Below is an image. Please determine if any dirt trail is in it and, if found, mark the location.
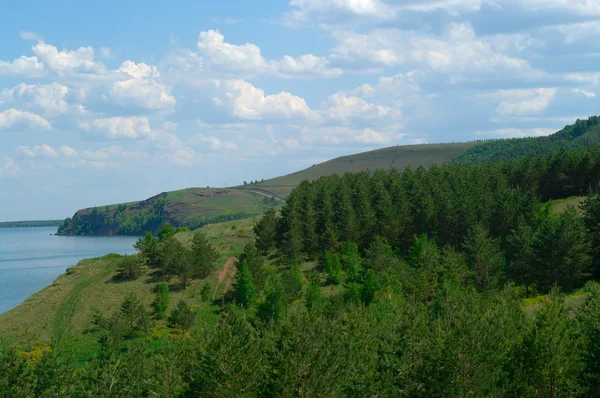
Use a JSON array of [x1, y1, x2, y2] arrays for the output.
[[212, 257, 237, 301], [247, 190, 285, 202]]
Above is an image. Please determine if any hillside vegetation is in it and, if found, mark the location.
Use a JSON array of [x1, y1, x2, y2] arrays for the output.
[[57, 188, 279, 236], [0, 220, 63, 228], [58, 116, 600, 237], [5, 145, 600, 395]]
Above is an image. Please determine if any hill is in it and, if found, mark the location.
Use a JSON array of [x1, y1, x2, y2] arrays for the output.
[[58, 116, 600, 236], [57, 188, 280, 236]]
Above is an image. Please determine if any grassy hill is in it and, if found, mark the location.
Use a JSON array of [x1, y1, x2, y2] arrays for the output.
[[58, 116, 600, 236], [57, 188, 280, 236]]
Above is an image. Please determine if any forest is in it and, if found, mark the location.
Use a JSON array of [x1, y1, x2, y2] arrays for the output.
[[5, 145, 600, 396]]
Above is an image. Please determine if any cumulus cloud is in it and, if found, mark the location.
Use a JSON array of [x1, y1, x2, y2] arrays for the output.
[[109, 61, 175, 110], [286, 0, 396, 22], [0, 108, 52, 130], [0, 82, 82, 116], [330, 24, 536, 79], [485, 88, 558, 116], [32, 41, 106, 76], [16, 144, 59, 158], [79, 116, 154, 139], [322, 92, 400, 122], [0, 55, 45, 77], [213, 79, 311, 120]]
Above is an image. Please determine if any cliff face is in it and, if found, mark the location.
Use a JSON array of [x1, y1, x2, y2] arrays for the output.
[[56, 188, 280, 236], [57, 193, 169, 236]]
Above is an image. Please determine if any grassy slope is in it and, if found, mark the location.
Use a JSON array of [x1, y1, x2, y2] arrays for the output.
[[0, 217, 257, 341], [247, 142, 479, 198]]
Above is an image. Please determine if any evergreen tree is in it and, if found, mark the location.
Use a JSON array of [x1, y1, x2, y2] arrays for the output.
[[237, 242, 267, 290], [158, 223, 177, 242], [234, 260, 257, 307], [340, 242, 362, 280], [462, 224, 505, 292], [361, 269, 380, 305], [305, 272, 325, 315], [583, 191, 600, 279], [168, 300, 196, 334], [115, 255, 146, 280], [323, 251, 342, 285], [257, 274, 286, 324], [134, 232, 159, 266], [254, 208, 278, 255], [120, 293, 143, 331], [190, 231, 218, 279], [152, 282, 170, 319]]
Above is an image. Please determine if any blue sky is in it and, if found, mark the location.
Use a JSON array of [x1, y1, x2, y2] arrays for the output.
[[2, 0, 600, 221]]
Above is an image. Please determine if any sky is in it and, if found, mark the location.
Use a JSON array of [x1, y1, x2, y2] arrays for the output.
[[2, 0, 600, 221]]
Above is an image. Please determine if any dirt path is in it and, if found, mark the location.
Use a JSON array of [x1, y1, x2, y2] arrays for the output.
[[212, 257, 237, 301], [247, 190, 285, 202]]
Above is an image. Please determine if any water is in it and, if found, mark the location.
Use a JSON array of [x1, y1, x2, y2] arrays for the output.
[[0, 227, 139, 314]]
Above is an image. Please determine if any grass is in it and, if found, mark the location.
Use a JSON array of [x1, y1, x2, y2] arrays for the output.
[[245, 142, 479, 198], [550, 196, 586, 214], [0, 217, 258, 342]]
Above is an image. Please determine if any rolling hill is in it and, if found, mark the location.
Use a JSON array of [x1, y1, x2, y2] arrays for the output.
[[58, 116, 600, 236]]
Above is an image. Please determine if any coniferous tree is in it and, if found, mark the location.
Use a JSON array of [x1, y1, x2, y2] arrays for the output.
[[237, 242, 267, 290], [323, 251, 342, 285], [305, 272, 325, 314], [258, 274, 286, 325], [234, 260, 257, 307], [254, 208, 278, 255], [462, 224, 505, 292], [134, 232, 159, 267], [120, 293, 143, 331], [168, 300, 195, 334], [152, 282, 170, 319], [190, 231, 218, 279]]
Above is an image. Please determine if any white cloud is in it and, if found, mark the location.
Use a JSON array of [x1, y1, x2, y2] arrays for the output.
[[16, 144, 58, 158], [0, 109, 52, 130], [354, 128, 391, 143], [197, 30, 267, 73], [572, 88, 596, 98], [111, 79, 176, 110], [193, 30, 341, 78], [190, 134, 238, 150], [59, 145, 78, 157], [0, 82, 80, 115], [79, 116, 154, 139], [118, 60, 160, 79], [32, 42, 106, 76], [286, 0, 396, 22], [19, 31, 44, 41], [213, 79, 311, 120], [322, 92, 399, 122], [330, 24, 536, 79], [0, 55, 45, 77], [0, 157, 22, 178], [486, 88, 558, 116]]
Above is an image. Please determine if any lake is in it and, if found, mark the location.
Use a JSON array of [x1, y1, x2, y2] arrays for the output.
[[0, 227, 139, 314]]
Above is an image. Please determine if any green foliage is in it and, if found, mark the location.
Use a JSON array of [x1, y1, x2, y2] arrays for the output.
[[257, 274, 286, 325], [323, 251, 342, 285], [462, 224, 505, 292], [340, 242, 362, 279], [282, 263, 304, 301], [190, 231, 218, 279], [152, 282, 170, 320], [158, 222, 177, 241], [121, 292, 143, 330], [254, 208, 279, 255], [115, 255, 146, 281], [237, 242, 267, 290], [234, 260, 257, 307], [134, 232, 159, 267], [305, 273, 325, 314], [167, 300, 195, 333]]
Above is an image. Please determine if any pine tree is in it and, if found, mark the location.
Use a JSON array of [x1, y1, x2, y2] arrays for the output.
[[583, 191, 600, 279], [361, 269, 380, 305], [237, 242, 267, 290], [234, 260, 257, 307], [167, 300, 196, 334], [120, 293, 143, 331], [134, 232, 159, 267], [258, 274, 286, 324], [340, 242, 362, 280], [305, 272, 325, 314], [152, 282, 170, 320], [190, 231, 218, 279], [254, 208, 279, 255], [462, 224, 505, 292]]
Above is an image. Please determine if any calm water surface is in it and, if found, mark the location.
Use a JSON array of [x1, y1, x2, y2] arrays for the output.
[[0, 227, 138, 314]]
